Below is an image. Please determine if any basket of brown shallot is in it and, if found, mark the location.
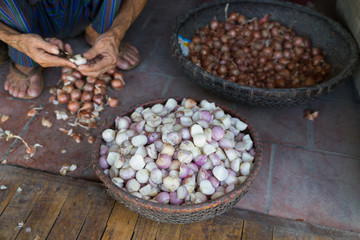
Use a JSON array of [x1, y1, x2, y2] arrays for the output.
[[170, 0, 359, 107], [92, 98, 262, 223]]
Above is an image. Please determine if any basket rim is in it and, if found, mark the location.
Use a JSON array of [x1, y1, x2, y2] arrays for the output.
[[91, 98, 263, 213], [171, 0, 360, 95]]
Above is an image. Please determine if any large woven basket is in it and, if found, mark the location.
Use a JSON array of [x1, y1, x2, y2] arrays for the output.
[[92, 99, 262, 224], [170, 0, 359, 107]]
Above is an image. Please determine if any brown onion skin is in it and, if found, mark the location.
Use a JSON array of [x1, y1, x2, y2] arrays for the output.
[[62, 67, 73, 74], [81, 91, 94, 102], [81, 102, 94, 111], [78, 110, 92, 119], [70, 89, 82, 101], [192, 36, 201, 44], [74, 79, 85, 89], [187, 12, 331, 89], [106, 68, 116, 75], [67, 100, 81, 114], [111, 79, 125, 90], [57, 92, 70, 104], [64, 83, 76, 92], [113, 71, 124, 80], [304, 77, 315, 86], [311, 48, 321, 56], [98, 73, 112, 82], [262, 47, 273, 56], [237, 15, 246, 24], [72, 70, 82, 79], [86, 76, 97, 84], [312, 55, 324, 66], [83, 83, 94, 92], [209, 20, 219, 30], [94, 86, 107, 96], [108, 97, 119, 108], [61, 73, 74, 83], [228, 12, 238, 22], [275, 78, 286, 88], [94, 79, 107, 87], [217, 65, 227, 75], [93, 94, 105, 105]]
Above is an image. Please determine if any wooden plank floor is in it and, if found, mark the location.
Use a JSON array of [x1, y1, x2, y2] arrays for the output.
[[0, 165, 359, 240]]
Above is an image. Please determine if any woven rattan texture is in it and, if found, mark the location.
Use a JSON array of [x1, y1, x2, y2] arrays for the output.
[[171, 0, 359, 107], [91, 99, 262, 224]]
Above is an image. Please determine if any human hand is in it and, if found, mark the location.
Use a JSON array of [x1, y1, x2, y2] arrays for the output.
[[77, 35, 118, 77], [16, 34, 76, 68]]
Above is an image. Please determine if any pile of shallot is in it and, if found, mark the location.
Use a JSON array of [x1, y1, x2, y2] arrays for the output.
[[50, 67, 125, 128], [99, 98, 256, 205], [188, 13, 331, 88]]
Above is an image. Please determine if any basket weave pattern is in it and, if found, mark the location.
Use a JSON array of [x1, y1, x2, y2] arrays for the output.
[[92, 99, 262, 224], [170, 0, 359, 107]]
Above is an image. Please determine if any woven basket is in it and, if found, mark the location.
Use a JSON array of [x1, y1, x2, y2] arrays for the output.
[[92, 99, 262, 224], [170, 0, 359, 107]]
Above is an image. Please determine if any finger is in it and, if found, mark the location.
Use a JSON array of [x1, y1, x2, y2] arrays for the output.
[[40, 54, 77, 68], [83, 69, 109, 77], [64, 60, 77, 68], [47, 38, 65, 50], [54, 58, 77, 68], [79, 59, 113, 74], [36, 40, 60, 55], [64, 43, 73, 55], [77, 69, 101, 77], [78, 63, 111, 77], [37, 48, 76, 67], [82, 47, 100, 60], [77, 65, 103, 76]]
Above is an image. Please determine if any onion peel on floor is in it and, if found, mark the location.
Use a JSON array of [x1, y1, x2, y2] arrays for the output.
[[4, 131, 43, 158], [41, 118, 52, 128], [26, 106, 43, 119], [304, 110, 319, 121], [0, 114, 9, 123], [59, 163, 77, 176], [57, 127, 82, 143]]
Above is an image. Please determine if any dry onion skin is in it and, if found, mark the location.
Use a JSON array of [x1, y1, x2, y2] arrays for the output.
[[99, 98, 256, 205], [187, 13, 331, 88]]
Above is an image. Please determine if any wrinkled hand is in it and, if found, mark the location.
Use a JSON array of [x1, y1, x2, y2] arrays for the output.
[[17, 34, 76, 68], [78, 35, 118, 77]]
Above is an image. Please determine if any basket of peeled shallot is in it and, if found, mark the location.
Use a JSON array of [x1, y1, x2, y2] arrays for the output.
[[92, 98, 262, 223]]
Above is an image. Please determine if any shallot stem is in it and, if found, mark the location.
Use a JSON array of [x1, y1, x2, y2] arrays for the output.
[[224, 3, 229, 20], [5, 133, 31, 149]]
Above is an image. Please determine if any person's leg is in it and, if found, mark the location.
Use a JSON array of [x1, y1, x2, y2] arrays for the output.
[[0, 41, 9, 65], [0, 0, 93, 98], [84, 0, 140, 71], [0, 0, 43, 98]]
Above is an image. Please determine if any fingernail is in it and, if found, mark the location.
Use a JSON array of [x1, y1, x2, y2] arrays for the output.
[[53, 47, 59, 54]]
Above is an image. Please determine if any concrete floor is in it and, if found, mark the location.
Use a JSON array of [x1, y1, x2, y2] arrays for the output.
[[0, 0, 359, 233]]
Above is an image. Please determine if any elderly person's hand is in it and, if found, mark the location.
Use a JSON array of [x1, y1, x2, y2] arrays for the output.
[[77, 0, 147, 77], [77, 34, 118, 77], [15, 34, 76, 68]]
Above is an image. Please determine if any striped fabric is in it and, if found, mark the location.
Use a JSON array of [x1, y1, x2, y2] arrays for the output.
[[0, 0, 122, 67]]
